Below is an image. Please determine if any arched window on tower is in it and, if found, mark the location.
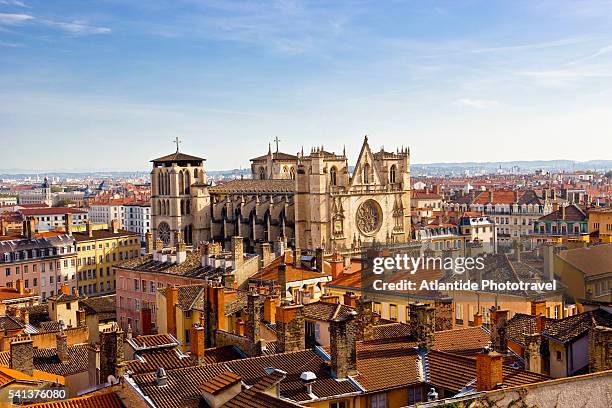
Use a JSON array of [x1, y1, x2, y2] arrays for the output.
[[179, 171, 185, 195], [180, 200, 185, 216], [259, 167, 266, 180], [157, 173, 163, 196], [389, 165, 397, 184], [290, 167, 296, 180], [185, 171, 191, 194], [330, 166, 338, 186], [193, 168, 199, 182], [186, 199, 191, 214], [363, 163, 370, 184]]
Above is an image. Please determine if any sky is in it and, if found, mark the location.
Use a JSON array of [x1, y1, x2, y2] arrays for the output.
[[1, 0, 612, 171]]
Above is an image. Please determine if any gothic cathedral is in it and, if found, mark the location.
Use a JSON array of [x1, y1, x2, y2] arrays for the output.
[[151, 136, 411, 252]]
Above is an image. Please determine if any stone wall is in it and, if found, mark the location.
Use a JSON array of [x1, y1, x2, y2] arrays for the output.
[[0, 326, 88, 351]]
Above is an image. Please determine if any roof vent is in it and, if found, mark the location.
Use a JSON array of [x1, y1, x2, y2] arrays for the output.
[[300, 371, 317, 396], [156, 367, 167, 387]]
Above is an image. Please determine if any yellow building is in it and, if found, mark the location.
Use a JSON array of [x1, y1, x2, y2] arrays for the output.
[[73, 220, 140, 296], [588, 208, 612, 244], [156, 284, 206, 351], [555, 244, 612, 304]]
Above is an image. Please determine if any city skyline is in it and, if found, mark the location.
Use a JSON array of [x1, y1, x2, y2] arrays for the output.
[[2, 0, 612, 170]]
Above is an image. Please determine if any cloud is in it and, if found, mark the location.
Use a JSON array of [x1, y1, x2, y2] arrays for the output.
[[0, 0, 30, 8], [566, 44, 612, 66], [0, 12, 33, 25], [0, 12, 110, 34], [516, 68, 612, 87], [454, 98, 499, 109], [44, 20, 111, 35]]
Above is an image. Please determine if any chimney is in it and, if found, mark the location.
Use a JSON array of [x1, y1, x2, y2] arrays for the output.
[[25, 217, 36, 240], [277, 263, 287, 300], [10, 335, 33, 376], [165, 286, 179, 337], [145, 231, 153, 254], [315, 248, 324, 272], [86, 221, 93, 238], [356, 298, 374, 341], [110, 219, 119, 234], [246, 292, 261, 355], [15, 279, 24, 295], [524, 333, 542, 374], [343, 292, 358, 308], [410, 303, 435, 351], [0, 219, 6, 236], [319, 293, 339, 304], [275, 303, 305, 353], [490, 309, 508, 354], [274, 237, 285, 257], [56, 328, 69, 363], [561, 204, 566, 220], [176, 241, 187, 264], [293, 247, 301, 266], [330, 310, 358, 379], [231, 236, 244, 270], [155, 238, 164, 255], [205, 285, 226, 346], [329, 254, 343, 280], [589, 326, 612, 373], [260, 242, 272, 268], [75, 308, 86, 327], [60, 284, 70, 296], [534, 314, 546, 333], [64, 213, 72, 236], [88, 343, 101, 386], [514, 240, 521, 263], [264, 296, 277, 324], [473, 313, 483, 326], [531, 300, 547, 317], [190, 321, 206, 364], [126, 324, 133, 340], [20, 308, 29, 326], [141, 307, 152, 335], [99, 324, 125, 382], [543, 244, 555, 282], [476, 349, 503, 391], [155, 367, 167, 387]]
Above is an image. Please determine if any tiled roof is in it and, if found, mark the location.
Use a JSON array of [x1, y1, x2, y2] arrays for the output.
[[354, 344, 421, 392], [126, 345, 244, 375], [433, 326, 491, 356], [176, 284, 206, 311], [427, 350, 549, 392], [372, 322, 412, 340], [223, 387, 302, 408], [19, 207, 87, 216], [250, 151, 298, 161], [209, 179, 295, 194], [557, 244, 612, 277], [150, 152, 206, 163], [200, 370, 241, 394], [72, 228, 139, 242], [31, 344, 89, 376], [0, 315, 24, 331], [412, 190, 442, 200], [539, 204, 587, 222], [543, 309, 612, 344], [302, 301, 356, 322], [250, 256, 331, 283], [131, 349, 360, 407], [80, 294, 116, 317], [25, 390, 124, 408], [129, 333, 179, 350], [506, 313, 554, 346], [46, 293, 79, 303]]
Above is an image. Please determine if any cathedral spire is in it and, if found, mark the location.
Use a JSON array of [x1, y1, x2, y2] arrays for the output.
[[268, 142, 272, 155]]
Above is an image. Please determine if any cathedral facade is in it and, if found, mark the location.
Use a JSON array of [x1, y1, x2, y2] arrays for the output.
[[150, 137, 411, 252]]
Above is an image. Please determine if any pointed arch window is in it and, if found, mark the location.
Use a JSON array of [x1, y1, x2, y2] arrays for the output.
[[290, 167, 296, 180], [259, 167, 266, 180], [179, 171, 185, 195], [389, 165, 397, 184], [330, 166, 338, 186], [363, 163, 370, 184]]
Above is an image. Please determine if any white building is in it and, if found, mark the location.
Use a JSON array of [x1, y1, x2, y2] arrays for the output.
[[20, 207, 89, 231], [124, 202, 151, 243]]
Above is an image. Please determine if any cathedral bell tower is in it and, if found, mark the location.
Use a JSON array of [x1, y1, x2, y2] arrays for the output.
[[150, 138, 207, 248]]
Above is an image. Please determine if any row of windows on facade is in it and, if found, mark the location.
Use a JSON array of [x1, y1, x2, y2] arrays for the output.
[[77, 266, 114, 280], [77, 250, 137, 266], [156, 199, 191, 216], [34, 214, 86, 221], [4, 259, 74, 276], [471, 204, 545, 214], [2, 246, 73, 263], [535, 223, 584, 234], [118, 277, 165, 294], [157, 168, 201, 196], [76, 238, 139, 251], [592, 222, 612, 231], [78, 280, 115, 296], [3, 273, 71, 289], [119, 296, 157, 313]]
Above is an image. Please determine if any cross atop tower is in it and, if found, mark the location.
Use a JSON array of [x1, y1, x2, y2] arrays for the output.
[[274, 136, 281, 153], [174, 137, 181, 153]]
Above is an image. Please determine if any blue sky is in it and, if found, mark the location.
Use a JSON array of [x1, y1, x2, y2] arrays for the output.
[[1, 0, 612, 171]]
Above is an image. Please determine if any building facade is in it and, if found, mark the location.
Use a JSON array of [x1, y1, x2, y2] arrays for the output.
[[150, 137, 412, 252]]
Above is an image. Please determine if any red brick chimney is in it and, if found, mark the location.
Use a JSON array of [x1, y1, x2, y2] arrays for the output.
[[264, 296, 277, 324], [15, 279, 24, 295], [190, 321, 206, 364], [64, 213, 72, 236], [59, 284, 70, 296], [535, 314, 546, 334], [110, 219, 119, 234], [473, 313, 483, 326], [329, 253, 344, 280], [476, 349, 503, 391], [165, 286, 179, 337]]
